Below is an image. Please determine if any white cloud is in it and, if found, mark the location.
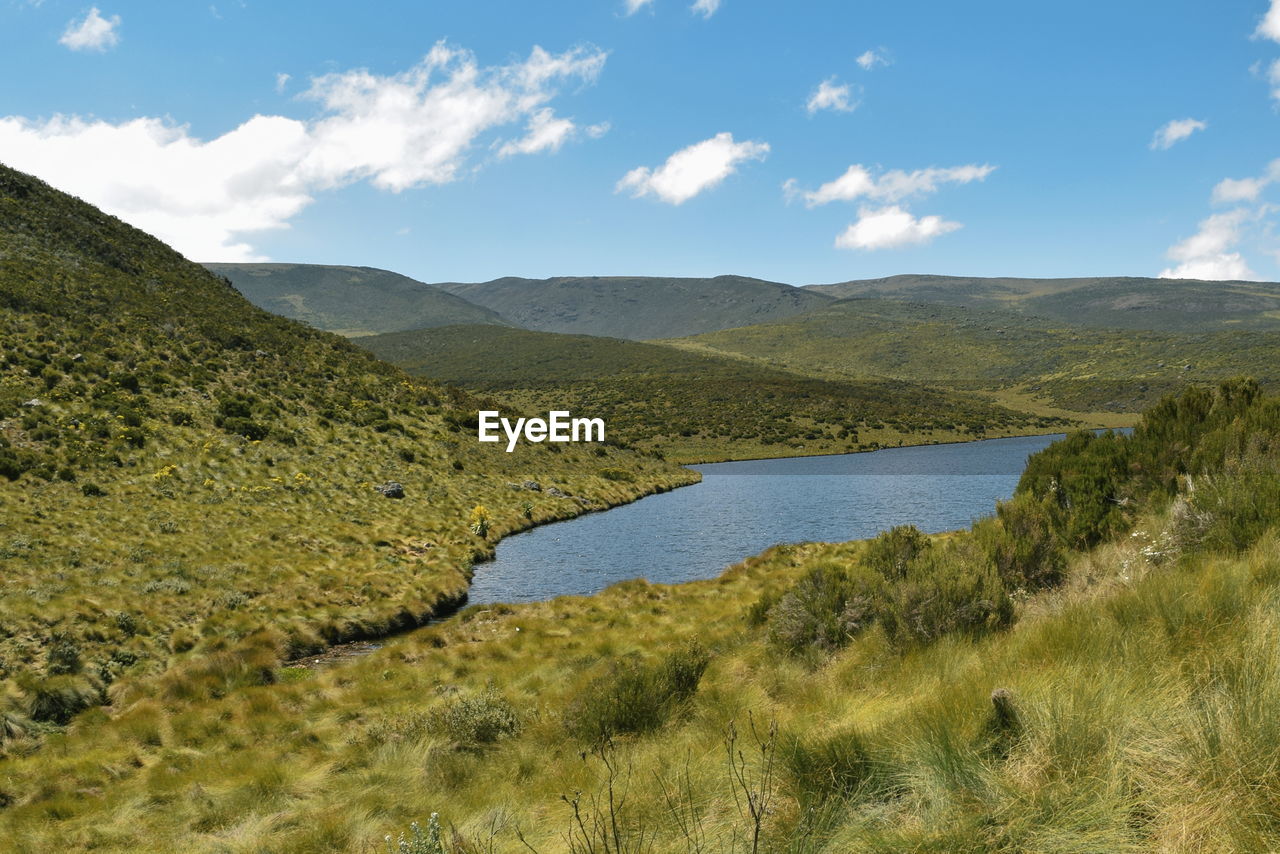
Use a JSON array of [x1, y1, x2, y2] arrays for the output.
[[1270, 58, 1280, 101], [806, 77, 858, 115], [498, 107, 580, 157], [275, 72, 291, 94], [1256, 0, 1280, 42], [797, 163, 995, 207], [616, 132, 769, 205], [624, 0, 654, 14], [1149, 117, 1206, 150], [691, 0, 721, 17], [0, 42, 607, 260], [855, 49, 890, 70], [59, 7, 120, 52], [1212, 159, 1280, 204], [1158, 208, 1259, 280], [834, 205, 961, 250]]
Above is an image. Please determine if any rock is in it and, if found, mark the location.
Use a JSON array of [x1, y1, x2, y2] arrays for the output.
[[376, 481, 405, 499], [70, 353, 84, 363], [21, 398, 42, 407], [546, 486, 568, 498], [522, 480, 542, 492]]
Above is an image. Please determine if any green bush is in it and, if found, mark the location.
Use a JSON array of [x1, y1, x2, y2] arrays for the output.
[[768, 565, 882, 656], [864, 525, 932, 581], [565, 642, 710, 742], [428, 691, 521, 749]]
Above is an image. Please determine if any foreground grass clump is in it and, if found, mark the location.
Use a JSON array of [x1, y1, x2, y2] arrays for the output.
[[2, 383, 1280, 851], [0, 162, 695, 746]]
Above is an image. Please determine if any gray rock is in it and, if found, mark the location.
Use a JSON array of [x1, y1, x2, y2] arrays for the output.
[[21, 398, 42, 407], [376, 481, 405, 499], [522, 480, 542, 492], [547, 486, 568, 498]]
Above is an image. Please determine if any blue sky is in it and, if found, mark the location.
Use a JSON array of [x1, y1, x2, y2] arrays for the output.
[[2, 0, 1279, 285]]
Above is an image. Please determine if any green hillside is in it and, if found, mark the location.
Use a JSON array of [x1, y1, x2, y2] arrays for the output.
[[805, 274, 1280, 332], [4, 379, 1279, 852], [433, 274, 833, 340], [670, 297, 1280, 415], [358, 324, 1067, 463], [205, 262, 507, 336], [0, 163, 694, 729]]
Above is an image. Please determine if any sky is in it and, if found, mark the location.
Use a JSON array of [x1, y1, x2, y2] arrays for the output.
[[1, 0, 1279, 286]]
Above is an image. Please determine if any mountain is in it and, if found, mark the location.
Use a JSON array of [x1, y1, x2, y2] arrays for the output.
[[432, 274, 833, 339], [0, 163, 693, 719], [804, 274, 1280, 332], [204, 262, 507, 336], [668, 297, 1280, 415], [358, 324, 1068, 463]]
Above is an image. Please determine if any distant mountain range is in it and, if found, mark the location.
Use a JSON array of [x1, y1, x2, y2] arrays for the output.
[[207, 264, 1280, 341]]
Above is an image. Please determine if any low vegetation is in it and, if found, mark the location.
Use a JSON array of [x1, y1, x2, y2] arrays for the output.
[[0, 164, 694, 739], [359, 324, 1067, 463], [2, 376, 1278, 851]]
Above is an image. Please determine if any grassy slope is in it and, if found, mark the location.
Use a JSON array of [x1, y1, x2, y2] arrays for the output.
[[433, 274, 833, 340], [3, 384, 1279, 852], [0, 163, 694, 711], [805, 273, 1280, 332], [356, 324, 1068, 463], [204, 263, 507, 337], [668, 297, 1280, 416]]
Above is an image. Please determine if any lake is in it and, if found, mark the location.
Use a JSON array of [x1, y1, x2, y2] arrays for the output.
[[467, 433, 1067, 607]]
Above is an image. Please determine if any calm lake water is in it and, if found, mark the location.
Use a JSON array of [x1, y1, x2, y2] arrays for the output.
[[467, 433, 1067, 607]]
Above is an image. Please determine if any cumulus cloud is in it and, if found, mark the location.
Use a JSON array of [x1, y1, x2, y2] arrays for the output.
[[834, 205, 961, 250], [1212, 159, 1280, 204], [0, 42, 608, 260], [856, 49, 890, 70], [624, 0, 654, 14], [806, 77, 858, 114], [1158, 208, 1259, 280], [691, 0, 721, 17], [1150, 117, 1206, 150], [616, 132, 769, 205], [59, 7, 120, 52], [795, 163, 995, 207], [1256, 0, 1280, 42]]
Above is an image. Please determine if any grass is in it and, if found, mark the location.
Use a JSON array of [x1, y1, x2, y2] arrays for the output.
[[666, 297, 1280, 416], [1, 384, 1278, 851], [0, 162, 695, 731], [358, 324, 1071, 464]]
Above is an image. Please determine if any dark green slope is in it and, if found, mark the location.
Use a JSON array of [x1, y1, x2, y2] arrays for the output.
[[205, 262, 507, 336], [432, 274, 833, 340], [804, 274, 1280, 332], [359, 324, 1065, 463]]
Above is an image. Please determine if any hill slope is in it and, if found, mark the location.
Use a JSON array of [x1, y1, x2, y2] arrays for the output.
[[432, 274, 833, 339], [669, 297, 1280, 414], [805, 274, 1280, 332], [204, 262, 507, 336], [358, 324, 1067, 462], [0, 163, 694, 715]]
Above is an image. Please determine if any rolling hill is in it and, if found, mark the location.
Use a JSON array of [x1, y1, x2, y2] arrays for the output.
[[431, 274, 833, 339], [358, 324, 1069, 462], [205, 262, 507, 336], [0, 163, 693, 726], [805, 274, 1280, 332], [668, 297, 1280, 415]]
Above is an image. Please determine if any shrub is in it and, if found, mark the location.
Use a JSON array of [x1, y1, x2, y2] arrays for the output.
[[864, 525, 932, 581], [768, 565, 882, 656], [565, 642, 710, 742], [599, 468, 634, 482], [428, 691, 521, 749], [45, 633, 82, 675]]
